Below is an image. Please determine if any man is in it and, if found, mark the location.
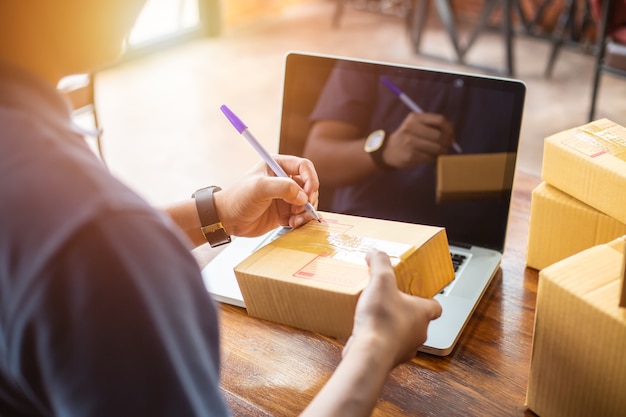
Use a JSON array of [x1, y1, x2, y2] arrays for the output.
[[304, 60, 517, 248], [0, 1, 442, 416]]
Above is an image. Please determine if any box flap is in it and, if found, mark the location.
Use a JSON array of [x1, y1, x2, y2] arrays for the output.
[[542, 119, 626, 224], [541, 237, 626, 311]]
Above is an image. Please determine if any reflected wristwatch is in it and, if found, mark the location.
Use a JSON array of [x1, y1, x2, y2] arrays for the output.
[[364, 129, 393, 170]]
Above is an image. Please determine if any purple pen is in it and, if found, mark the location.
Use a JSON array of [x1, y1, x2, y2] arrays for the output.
[[381, 76, 424, 114], [220, 105, 321, 222], [380, 76, 463, 153]]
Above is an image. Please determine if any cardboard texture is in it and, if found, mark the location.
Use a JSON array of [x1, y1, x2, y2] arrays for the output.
[[622, 242, 626, 308], [542, 118, 626, 224], [526, 237, 626, 417], [526, 182, 626, 270], [436, 152, 516, 202], [234, 211, 454, 339]]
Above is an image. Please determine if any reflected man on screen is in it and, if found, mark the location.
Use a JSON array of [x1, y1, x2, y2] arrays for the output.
[[303, 60, 517, 249]]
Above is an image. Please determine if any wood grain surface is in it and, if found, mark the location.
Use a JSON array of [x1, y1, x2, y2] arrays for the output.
[[193, 170, 543, 416]]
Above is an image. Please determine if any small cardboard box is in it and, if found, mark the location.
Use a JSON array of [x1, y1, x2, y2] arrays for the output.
[[526, 182, 626, 270], [526, 237, 626, 417], [542, 118, 626, 224], [234, 211, 454, 339], [436, 152, 516, 202]]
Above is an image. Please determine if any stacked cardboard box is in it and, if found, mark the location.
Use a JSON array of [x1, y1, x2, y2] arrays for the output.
[[526, 182, 626, 270], [526, 237, 626, 416], [234, 211, 455, 339], [525, 119, 626, 416], [527, 119, 626, 270]]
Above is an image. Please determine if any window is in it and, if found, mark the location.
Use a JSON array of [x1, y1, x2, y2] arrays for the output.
[[124, 0, 220, 57]]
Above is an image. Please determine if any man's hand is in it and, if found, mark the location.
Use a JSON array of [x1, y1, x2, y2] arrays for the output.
[[383, 112, 455, 169], [300, 249, 442, 417], [215, 155, 320, 237], [344, 249, 443, 367]]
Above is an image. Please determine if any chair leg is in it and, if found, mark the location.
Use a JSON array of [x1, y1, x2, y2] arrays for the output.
[[433, 0, 463, 59], [409, 0, 463, 61], [461, 0, 513, 76], [545, 0, 576, 79], [462, 0, 498, 58], [589, 64, 602, 122], [589, 0, 611, 121], [501, 0, 514, 77], [408, 0, 430, 53], [515, 0, 552, 35]]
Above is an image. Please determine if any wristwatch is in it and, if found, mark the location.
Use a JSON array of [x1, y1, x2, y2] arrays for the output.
[[192, 186, 231, 247], [364, 129, 394, 170]]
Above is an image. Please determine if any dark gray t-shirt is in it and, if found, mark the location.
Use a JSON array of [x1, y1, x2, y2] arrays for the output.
[[309, 61, 517, 249], [0, 62, 230, 416]]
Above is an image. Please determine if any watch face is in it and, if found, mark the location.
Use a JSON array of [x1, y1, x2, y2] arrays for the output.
[[365, 129, 385, 153]]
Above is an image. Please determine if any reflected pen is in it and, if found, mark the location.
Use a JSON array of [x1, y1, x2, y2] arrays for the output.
[[380, 76, 463, 154], [220, 104, 321, 223]]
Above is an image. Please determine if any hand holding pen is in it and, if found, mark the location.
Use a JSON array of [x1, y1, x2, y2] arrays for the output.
[[381, 76, 463, 154], [221, 105, 321, 223]]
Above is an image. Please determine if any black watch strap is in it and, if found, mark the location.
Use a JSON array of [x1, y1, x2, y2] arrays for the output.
[[370, 145, 394, 171], [366, 130, 394, 171], [192, 186, 231, 247]]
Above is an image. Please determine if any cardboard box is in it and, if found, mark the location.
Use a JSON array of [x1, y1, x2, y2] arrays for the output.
[[621, 244, 626, 308], [526, 237, 626, 417], [542, 118, 626, 224], [526, 182, 626, 270], [436, 152, 516, 202], [234, 211, 454, 339]]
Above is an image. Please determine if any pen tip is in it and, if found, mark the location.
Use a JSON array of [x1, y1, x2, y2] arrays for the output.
[[220, 104, 247, 133], [380, 76, 401, 96]]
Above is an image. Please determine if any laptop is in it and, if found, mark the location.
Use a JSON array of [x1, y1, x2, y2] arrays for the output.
[[203, 52, 526, 356]]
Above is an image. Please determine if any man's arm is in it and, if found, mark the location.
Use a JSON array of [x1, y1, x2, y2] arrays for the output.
[[22, 212, 229, 416], [300, 250, 442, 416], [304, 120, 380, 188], [304, 114, 455, 189], [163, 155, 320, 248]]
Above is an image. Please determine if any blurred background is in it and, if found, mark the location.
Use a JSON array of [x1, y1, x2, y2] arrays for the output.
[[70, 0, 626, 206]]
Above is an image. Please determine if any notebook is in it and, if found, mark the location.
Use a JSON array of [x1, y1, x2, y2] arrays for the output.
[[203, 52, 526, 356]]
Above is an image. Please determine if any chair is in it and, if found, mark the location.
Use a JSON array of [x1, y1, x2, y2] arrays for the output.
[[409, 0, 464, 63], [57, 73, 106, 165], [544, 0, 594, 78], [589, 0, 626, 121], [458, 0, 515, 76], [409, 0, 515, 76]]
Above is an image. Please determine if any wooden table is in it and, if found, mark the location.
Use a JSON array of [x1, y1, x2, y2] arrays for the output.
[[194, 170, 542, 416]]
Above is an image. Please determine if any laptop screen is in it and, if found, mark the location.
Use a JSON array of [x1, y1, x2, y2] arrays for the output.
[[278, 52, 525, 252]]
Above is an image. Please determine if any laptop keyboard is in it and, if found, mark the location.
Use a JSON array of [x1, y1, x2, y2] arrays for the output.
[[438, 252, 468, 295], [451, 252, 468, 272]]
